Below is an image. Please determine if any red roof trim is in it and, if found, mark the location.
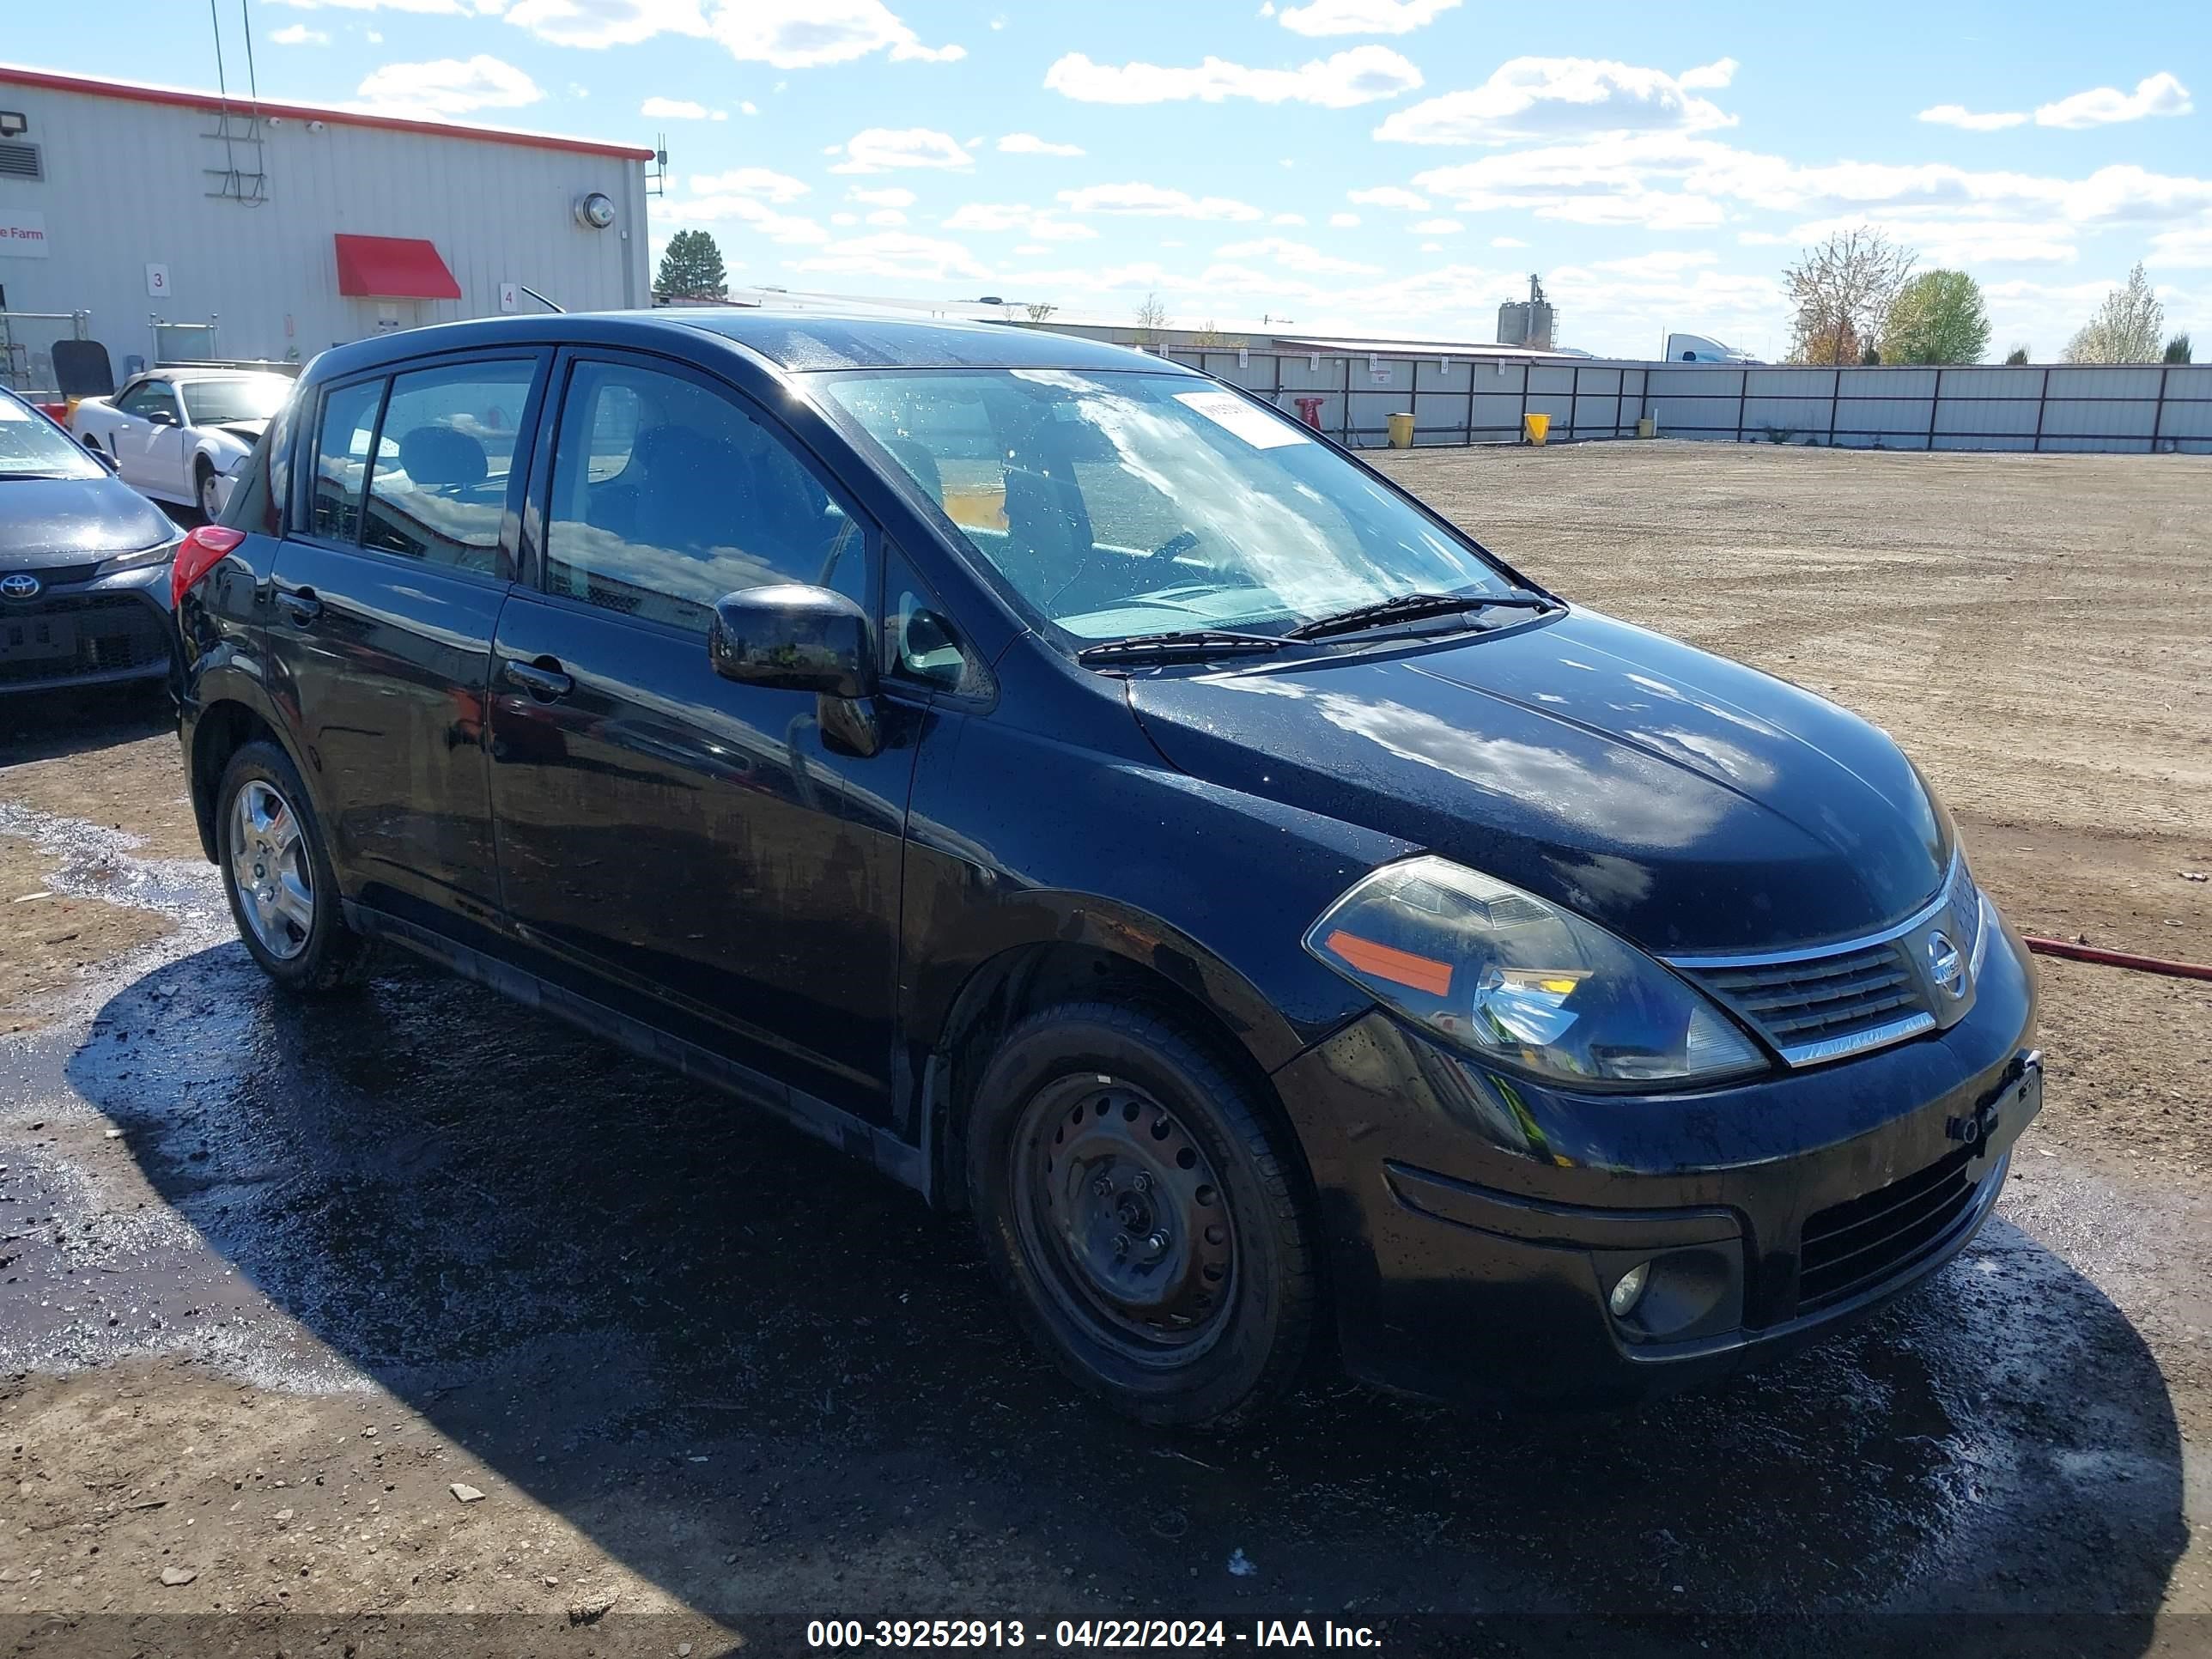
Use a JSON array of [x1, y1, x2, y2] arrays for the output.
[[334, 234, 463, 301], [0, 62, 655, 161]]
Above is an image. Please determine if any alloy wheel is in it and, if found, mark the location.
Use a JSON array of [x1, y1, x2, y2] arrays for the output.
[[229, 778, 313, 960]]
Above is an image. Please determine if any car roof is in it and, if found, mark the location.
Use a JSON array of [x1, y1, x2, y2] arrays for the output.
[[303, 308, 1203, 381]]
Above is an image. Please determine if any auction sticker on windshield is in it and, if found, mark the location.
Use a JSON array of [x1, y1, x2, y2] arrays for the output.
[[1174, 390, 1307, 449]]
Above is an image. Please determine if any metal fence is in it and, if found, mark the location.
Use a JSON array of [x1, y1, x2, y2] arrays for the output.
[[0, 308, 91, 398], [1149, 347, 2212, 456]]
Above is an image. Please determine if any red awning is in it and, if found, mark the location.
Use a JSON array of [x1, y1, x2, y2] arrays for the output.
[[333, 234, 462, 301]]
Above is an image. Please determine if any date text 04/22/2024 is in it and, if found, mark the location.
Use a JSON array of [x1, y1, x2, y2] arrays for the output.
[[805, 1620, 1384, 1649]]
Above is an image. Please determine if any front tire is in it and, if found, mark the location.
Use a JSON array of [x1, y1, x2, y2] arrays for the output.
[[197, 462, 222, 521], [215, 740, 369, 992], [967, 1001, 1321, 1427]]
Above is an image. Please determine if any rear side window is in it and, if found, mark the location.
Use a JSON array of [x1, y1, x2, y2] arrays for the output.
[[361, 360, 535, 578], [541, 358, 867, 634], [309, 380, 385, 544], [117, 380, 179, 422]]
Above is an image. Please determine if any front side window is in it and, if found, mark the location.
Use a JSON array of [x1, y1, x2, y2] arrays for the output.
[[818, 368, 1511, 642], [361, 359, 535, 576], [118, 380, 179, 423], [309, 380, 386, 544], [542, 359, 866, 634]]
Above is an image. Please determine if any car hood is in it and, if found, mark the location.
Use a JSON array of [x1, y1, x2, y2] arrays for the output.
[[0, 476, 177, 562], [1127, 609, 1950, 957], [215, 419, 268, 446]]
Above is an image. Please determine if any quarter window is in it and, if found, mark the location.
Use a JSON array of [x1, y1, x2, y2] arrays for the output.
[[117, 380, 179, 423], [360, 360, 535, 577], [542, 359, 867, 633], [308, 380, 386, 544]]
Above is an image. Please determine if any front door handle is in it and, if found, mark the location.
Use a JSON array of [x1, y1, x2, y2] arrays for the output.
[[276, 587, 322, 627], [504, 656, 574, 701]]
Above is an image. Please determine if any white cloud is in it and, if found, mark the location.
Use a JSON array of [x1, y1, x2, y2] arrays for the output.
[[268, 0, 489, 12], [739, 100, 759, 115], [999, 132, 1085, 156], [501, 0, 706, 47], [2148, 222, 2212, 269], [352, 55, 543, 117], [1591, 249, 1716, 276], [862, 209, 906, 227], [850, 186, 916, 207], [672, 193, 827, 244], [690, 167, 810, 203], [1275, 0, 1459, 35], [831, 127, 974, 173], [1044, 46, 1421, 108], [1057, 183, 1267, 221], [1215, 236, 1385, 275], [1419, 241, 1442, 252], [642, 95, 717, 118], [944, 202, 1099, 241], [500, 0, 961, 62], [1491, 234, 1526, 246], [706, 0, 961, 66], [1410, 216, 1463, 233], [1347, 185, 1429, 210], [270, 23, 331, 44], [1272, 211, 1308, 225], [1328, 211, 1360, 227], [1376, 56, 1736, 144], [1918, 104, 2028, 132], [795, 232, 988, 281], [831, 211, 860, 227], [1677, 58, 1736, 91], [2036, 72, 2191, 129], [1917, 73, 2191, 137]]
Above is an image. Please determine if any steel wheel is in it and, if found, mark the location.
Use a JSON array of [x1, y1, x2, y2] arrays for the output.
[[1011, 1073, 1237, 1360], [228, 778, 314, 961], [198, 468, 223, 520]]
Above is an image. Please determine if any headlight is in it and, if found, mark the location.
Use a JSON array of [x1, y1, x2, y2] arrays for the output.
[[1304, 855, 1765, 1087], [98, 527, 185, 576]]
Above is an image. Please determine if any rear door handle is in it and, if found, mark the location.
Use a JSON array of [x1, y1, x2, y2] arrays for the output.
[[276, 587, 322, 626], [504, 657, 574, 701]]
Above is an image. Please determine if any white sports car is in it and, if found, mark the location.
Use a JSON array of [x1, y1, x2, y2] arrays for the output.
[[70, 368, 291, 519]]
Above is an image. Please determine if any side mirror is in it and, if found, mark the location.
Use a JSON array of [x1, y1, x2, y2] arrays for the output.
[[708, 583, 878, 700], [146, 409, 177, 427]]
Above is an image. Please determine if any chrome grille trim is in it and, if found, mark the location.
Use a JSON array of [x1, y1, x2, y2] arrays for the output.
[[1772, 1012, 1936, 1068], [1661, 853, 1967, 971]]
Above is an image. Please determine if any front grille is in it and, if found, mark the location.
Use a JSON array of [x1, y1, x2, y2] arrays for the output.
[[1, 562, 103, 589], [1688, 942, 1930, 1063], [0, 595, 173, 686], [1797, 1144, 1978, 1310]]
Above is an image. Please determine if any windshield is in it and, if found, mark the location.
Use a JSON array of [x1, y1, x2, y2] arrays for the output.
[[0, 392, 102, 478], [817, 368, 1514, 641], [179, 376, 289, 426]]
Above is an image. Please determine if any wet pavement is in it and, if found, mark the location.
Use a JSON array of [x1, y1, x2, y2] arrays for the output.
[[0, 811, 2207, 1655]]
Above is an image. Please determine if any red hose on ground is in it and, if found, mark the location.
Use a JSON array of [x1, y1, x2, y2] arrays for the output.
[[2022, 935, 2212, 982]]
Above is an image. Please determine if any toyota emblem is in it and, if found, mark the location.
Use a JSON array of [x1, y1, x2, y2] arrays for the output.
[[0, 572, 40, 601]]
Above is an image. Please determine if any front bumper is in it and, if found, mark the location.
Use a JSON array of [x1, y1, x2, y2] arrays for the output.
[[1272, 911, 2041, 1407], [0, 562, 175, 695]]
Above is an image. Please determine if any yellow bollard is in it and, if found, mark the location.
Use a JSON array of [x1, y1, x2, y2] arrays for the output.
[[1387, 411, 1415, 448], [1522, 412, 1551, 446]]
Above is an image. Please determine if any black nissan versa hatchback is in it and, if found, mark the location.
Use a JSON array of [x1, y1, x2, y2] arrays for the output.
[[173, 311, 2041, 1425]]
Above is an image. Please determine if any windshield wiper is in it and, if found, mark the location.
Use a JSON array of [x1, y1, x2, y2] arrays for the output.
[[1286, 590, 1555, 641], [1075, 628, 1291, 665]]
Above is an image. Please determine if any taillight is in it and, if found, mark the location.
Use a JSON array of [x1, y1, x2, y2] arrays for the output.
[[171, 525, 245, 609]]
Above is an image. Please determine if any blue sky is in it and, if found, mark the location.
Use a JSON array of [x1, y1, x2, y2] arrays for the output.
[[13, 0, 2209, 358]]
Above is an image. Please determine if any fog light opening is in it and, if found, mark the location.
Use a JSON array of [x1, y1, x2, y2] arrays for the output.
[[1607, 1261, 1650, 1319]]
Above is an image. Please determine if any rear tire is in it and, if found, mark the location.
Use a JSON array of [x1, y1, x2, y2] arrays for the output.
[[215, 740, 371, 992], [966, 1000, 1320, 1428], [197, 461, 222, 521]]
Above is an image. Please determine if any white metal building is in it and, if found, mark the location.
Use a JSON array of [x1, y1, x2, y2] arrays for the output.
[[0, 64, 650, 393]]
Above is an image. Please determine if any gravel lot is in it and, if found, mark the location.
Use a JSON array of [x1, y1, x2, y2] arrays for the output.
[[1, 441, 2208, 1656]]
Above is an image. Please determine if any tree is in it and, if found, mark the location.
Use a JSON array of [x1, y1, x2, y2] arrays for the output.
[[2166, 332, 2193, 364], [2063, 264, 2164, 363], [655, 230, 727, 301], [2003, 345, 2030, 366], [1024, 301, 1058, 323], [1133, 292, 1170, 344], [1783, 228, 1916, 366], [1861, 340, 1881, 365], [1881, 270, 1992, 365]]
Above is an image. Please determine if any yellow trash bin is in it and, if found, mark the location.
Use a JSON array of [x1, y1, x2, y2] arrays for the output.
[[1386, 411, 1415, 448], [1522, 412, 1551, 446]]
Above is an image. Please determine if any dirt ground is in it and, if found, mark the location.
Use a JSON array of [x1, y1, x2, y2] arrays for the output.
[[3, 442, 2209, 1656]]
